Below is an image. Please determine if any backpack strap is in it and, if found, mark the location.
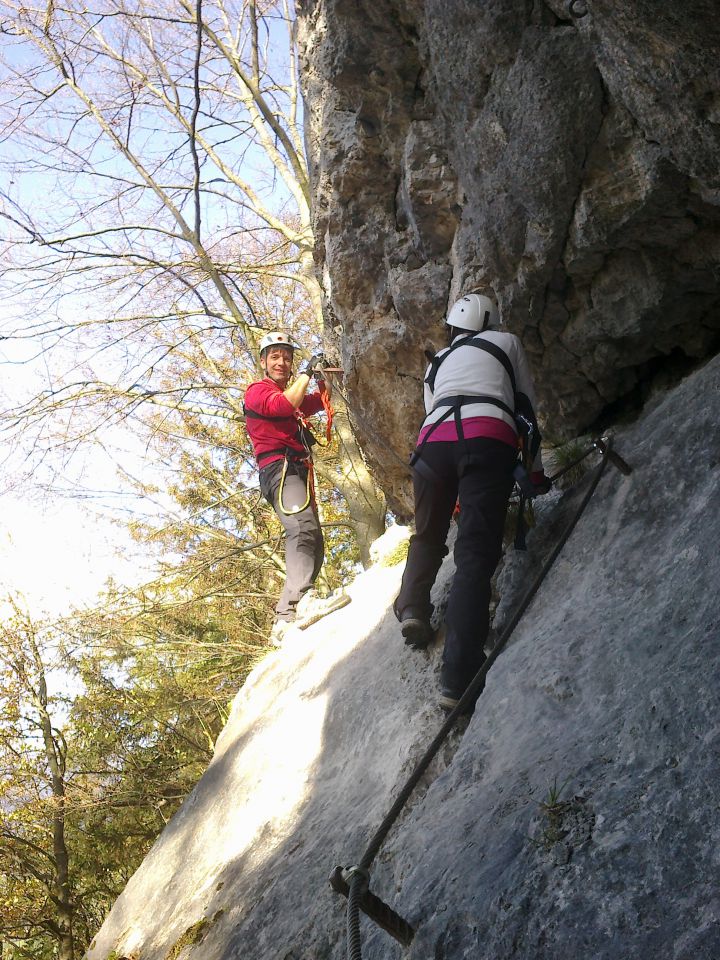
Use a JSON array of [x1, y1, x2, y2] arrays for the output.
[[431, 393, 516, 420], [244, 401, 311, 465], [257, 447, 309, 467], [243, 403, 297, 423], [424, 334, 474, 392], [409, 403, 456, 470], [464, 337, 517, 396], [424, 333, 517, 399], [420, 335, 543, 495]]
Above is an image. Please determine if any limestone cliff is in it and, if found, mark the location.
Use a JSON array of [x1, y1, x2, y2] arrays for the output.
[[87, 357, 720, 959], [296, 0, 720, 513]]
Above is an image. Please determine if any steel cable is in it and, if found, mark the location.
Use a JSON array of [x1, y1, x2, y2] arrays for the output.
[[346, 872, 364, 960], [344, 438, 617, 957]]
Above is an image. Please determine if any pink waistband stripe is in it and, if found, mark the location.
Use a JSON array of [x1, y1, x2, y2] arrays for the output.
[[417, 416, 519, 449]]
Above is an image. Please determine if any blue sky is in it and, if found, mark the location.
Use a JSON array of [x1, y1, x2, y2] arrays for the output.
[[0, 1, 306, 616]]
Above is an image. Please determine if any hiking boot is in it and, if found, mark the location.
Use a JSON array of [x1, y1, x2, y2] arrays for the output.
[[399, 607, 434, 650], [439, 661, 486, 714], [438, 682, 483, 715], [438, 687, 463, 712]]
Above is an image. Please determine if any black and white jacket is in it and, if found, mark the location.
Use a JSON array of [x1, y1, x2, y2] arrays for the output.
[[418, 330, 544, 475]]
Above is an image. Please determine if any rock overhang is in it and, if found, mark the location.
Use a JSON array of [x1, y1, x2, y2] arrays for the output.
[[297, 0, 720, 513]]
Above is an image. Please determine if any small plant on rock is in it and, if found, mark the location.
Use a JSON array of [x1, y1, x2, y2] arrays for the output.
[[534, 775, 573, 850], [546, 438, 592, 489]]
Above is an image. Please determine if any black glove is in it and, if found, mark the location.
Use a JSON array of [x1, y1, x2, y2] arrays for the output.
[[298, 353, 327, 378]]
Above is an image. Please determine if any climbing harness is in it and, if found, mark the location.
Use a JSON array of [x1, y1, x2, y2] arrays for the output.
[[419, 334, 541, 469], [277, 454, 314, 516], [416, 334, 543, 550], [331, 436, 632, 958], [248, 411, 315, 517], [246, 365, 339, 516], [275, 371, 337, 516], [327, 355, 537, 532]]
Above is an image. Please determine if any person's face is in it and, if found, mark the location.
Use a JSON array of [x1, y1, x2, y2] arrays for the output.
[[262, 346, 293, 385]]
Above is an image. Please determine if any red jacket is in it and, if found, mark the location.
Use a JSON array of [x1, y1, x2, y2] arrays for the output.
[[244, 377, 324, 467]]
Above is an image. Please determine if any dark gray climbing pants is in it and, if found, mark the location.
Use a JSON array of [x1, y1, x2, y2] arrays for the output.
[[395, 437, 516, 694], [259, 459, 324, 620]]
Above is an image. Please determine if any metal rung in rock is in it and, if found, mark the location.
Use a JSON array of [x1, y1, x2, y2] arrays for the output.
[[329, 866, 415, 947]]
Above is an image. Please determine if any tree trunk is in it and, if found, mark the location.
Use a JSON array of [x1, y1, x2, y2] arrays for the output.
[[318, 405, 386, 567], [34, 656, 75, 960], [54, 815, 75, 960], [304, 272, 387, 564]]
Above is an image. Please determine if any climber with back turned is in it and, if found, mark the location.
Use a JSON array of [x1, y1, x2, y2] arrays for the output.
[[394, 292, 551, 711]]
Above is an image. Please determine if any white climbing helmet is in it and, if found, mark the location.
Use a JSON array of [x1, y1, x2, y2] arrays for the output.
[[446, 293, 500, 332], [259, 331, 295, 357]]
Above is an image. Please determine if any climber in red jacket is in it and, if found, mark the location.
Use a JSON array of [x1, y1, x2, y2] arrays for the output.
[[245, 332, 330, 627]]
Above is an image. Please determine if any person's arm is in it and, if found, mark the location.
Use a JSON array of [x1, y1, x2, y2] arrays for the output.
[[423, 361, 436, 414], [512, 338, 546, 477], [246, 380, 297, 417], [285, 353, 329, 409], [513, 340, 540, 413], [299, 386, 326, 416], [284, 375, 331, 413], [283, 373, 312, 410], [423, 380, 433, 414]]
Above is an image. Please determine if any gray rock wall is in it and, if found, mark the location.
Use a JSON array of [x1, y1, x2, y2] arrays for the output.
[[86, 356, 720, 960], [297, 0, 720, 513]]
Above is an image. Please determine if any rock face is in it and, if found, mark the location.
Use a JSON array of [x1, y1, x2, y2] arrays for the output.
[[87, 357, 720, 959], [296, 0, 720, 513]]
